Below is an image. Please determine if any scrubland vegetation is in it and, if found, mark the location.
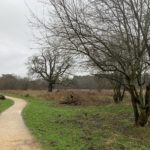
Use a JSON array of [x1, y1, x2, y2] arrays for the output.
[[2, 0, 150, 149], [2, 90, 150, 150]]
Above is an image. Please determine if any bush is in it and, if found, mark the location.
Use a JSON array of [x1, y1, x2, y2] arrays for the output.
[[0, 95, 6, 100], [60, 92, 82, 105], [24, 94, 30, 97]]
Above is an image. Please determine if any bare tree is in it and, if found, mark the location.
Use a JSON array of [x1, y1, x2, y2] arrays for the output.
[[27, 45, 72, 92], [36, 0, 150, 126], [95, 72, 126, 103], [112, 81, 126, 104]]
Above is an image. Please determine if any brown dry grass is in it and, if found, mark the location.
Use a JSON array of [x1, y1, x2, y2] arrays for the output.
[[1, 89, 130, 106]]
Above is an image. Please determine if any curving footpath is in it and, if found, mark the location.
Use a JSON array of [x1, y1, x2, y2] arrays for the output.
[[0, 96, 42, 150]]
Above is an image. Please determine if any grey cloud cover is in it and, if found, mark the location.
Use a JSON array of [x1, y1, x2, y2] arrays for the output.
[[0, 0, 40, 76]]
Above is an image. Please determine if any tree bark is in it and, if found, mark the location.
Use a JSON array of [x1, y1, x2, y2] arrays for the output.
[[129, 85, 150, 127], [48, 83, 53, 92], [130, 92, 139, 126], [113, 84, 125, 103]]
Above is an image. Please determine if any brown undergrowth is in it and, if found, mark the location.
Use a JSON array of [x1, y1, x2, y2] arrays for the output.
[[1, 89, 130, 106]]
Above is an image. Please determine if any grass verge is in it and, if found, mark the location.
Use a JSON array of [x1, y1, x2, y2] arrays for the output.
[[2, 90, 150, 150], [21, 95, 150, 150], [0, 99, 14, 113]]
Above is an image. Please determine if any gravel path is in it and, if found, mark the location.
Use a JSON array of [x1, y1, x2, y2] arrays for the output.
[[0, 96, 42, 150]]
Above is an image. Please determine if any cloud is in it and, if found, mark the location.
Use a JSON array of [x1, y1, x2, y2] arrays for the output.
[[0, 0, 40, 76]]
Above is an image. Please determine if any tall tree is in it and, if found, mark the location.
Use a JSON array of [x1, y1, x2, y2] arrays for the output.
[[42, 0, 150, 126], [27, 45, 72, 92]]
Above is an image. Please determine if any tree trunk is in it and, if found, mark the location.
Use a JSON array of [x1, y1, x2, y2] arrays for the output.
[[113, 84, 125, 103], [48, 83, 53, 92], [130, 91, 139, 126], [129, 85, 150, 127]]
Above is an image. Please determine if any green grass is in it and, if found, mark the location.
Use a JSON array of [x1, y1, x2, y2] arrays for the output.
[[0, 99, 14, 113], [21, 96, 150, 150]]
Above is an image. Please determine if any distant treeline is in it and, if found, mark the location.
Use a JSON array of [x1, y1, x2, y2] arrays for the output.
[[0, 74, 114, 90], [60, 76, 113, 90], [0, 74, 150, 91], [0, 74, 48, 90]]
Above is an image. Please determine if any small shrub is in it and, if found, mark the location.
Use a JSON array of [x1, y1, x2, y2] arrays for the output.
[[0, 95, 6, 100], [24, 94, 30, 97], [60, 92, 82, 105]]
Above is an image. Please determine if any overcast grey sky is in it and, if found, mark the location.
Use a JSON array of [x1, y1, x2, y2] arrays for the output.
[[0, 0, 42, 77], [0, 0, 91, 77]]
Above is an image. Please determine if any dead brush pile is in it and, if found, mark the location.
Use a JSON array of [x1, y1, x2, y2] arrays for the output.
[[60, 92, 82, 105], [60, 90, 113, 106]]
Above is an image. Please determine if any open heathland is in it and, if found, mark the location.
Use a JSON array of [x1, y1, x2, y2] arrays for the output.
[[2, 90, 150, 150]]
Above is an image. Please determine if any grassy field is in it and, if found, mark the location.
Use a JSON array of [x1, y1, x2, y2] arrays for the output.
[[3, 90, 150, 150], [0, 99, 14, 113]]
